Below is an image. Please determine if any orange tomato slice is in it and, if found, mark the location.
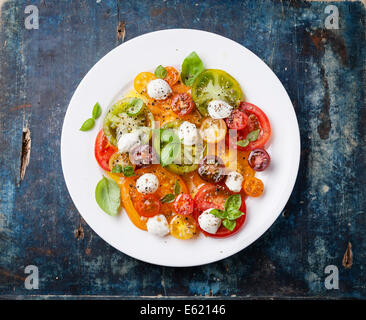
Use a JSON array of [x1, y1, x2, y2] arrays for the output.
[[243, 176, 264, 197], [200, 118, 227, 143], [120, 165, 189, 230]]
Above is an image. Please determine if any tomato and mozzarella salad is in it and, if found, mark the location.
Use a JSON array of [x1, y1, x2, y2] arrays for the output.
[[89, 52, 272, 240]]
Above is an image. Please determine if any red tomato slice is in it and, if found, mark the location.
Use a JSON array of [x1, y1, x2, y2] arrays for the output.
[[225, 109, 248, 130], [95, 129, 118, 171], [174, 193, 194, 216], [135, 194, 161, 217], [193, 184, 246, 238], [170, 93, 195, 116], [237, 102, 271, 151]]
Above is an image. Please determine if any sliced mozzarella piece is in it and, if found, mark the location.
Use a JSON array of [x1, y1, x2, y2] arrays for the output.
[[146, 215, 169, 237], [178, 121, 198, 146], [207, 100, 233, 119], [136, 173, 159, 194], [147, 79, 172, 100], [117, 130, 142, 153], [198, 208, 221, 234], [225, 171, 244, 193]]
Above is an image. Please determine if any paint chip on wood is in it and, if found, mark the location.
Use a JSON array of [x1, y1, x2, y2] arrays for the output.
[[117, 21, 126, 41], [342, 242, 353, 269], [20, 128, 31, 182]]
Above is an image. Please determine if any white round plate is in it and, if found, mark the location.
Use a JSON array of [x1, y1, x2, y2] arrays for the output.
[[61, 29, 300, 267]]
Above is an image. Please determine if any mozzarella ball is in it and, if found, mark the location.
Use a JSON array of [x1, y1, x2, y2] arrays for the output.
[[178, 121, 198, 145], [207, 100, 233, 119], [225, 171, 244, 193], [136, 173, 159, 194], [117, 130, 142, 153], [147, 79, 172, 100], [198, 209, 221, 234], [147, 215, 169, 237]]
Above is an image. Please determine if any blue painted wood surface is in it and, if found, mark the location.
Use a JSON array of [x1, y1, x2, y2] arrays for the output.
[[0, 0, 365, 299]]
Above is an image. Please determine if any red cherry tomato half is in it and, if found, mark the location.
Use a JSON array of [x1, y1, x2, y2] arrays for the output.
[[248, 148, 271, 171], [225, 109, 248, 130], [135, 194, 161, 217], [193, 184, 246, 238], [95, 129, 118, 171], [170, 93, 195, 116], [236, 102, 271, 151], [174, 193, 194, 216]]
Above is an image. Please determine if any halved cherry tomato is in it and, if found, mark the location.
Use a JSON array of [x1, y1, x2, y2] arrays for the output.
[[248, 148, 270, 171], [135, 194, 161, 217], [243, 176, 264, 197], [134, 72, 156, 95], [225, 109, 248, 130], [193, 184, 246, 238], [236, 102, 271, 151], [164, 66, 180, 87], [95, 129, 118, 171], [169, 215, 197, 240], [174, 193, 194, 216], [197, 155, 225, 183], [170, 93, 195, 116], [200, 118, 227, 143]]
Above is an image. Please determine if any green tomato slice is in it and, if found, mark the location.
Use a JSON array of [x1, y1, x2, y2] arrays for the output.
[[191, 69, 244, 116], [103, 97, 154, 146]]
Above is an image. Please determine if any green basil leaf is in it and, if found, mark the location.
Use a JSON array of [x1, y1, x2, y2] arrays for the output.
[[111, 164, 122, 173], [161, 194, 176, 203], [92, 102, 102, 119], [161, 143, 181, 166], [210, 209, 227, 219], [247, 129, 260, 142], [237, 139, 249, 147], [154, 65, 168, 79], [181, 51, 204, 86], [95, 176, 121, 216], [126, 98, 144, 116], [161, 128, 179, 144], [224, 194, 242, 212], [226, 209, 244, 221], [80, 118, 95, 131], [122, 165, 135, 177], [174, 181, 181, 196], [222, 219, 236, 231]]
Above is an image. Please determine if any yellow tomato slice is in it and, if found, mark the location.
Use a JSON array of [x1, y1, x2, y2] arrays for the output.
[[200, 118, 227, 143], [169, 215, 197, 240], [134, 72, 156, 95]]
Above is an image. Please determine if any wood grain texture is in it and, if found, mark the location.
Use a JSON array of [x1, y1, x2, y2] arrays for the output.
[[0, 0, 365, 299]]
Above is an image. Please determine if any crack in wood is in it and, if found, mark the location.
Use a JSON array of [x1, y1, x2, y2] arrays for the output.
[[19, 128, 31, 182]]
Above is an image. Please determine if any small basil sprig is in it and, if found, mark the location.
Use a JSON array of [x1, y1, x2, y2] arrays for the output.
[[80, 102, 102, 131], [95, 176, 121, 216], [210, 194, 245, 231], [154, 65, 168, 79], [181, 51, 204, 86], [125, 98, 144, 117], [111, 164, 135, 177], [160, 181, 180, 203], [237, 129, 260, 147]]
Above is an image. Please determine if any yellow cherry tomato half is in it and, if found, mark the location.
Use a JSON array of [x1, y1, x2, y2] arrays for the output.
[[199, 118, 227, 143], [134, 72, 156, 95], [243, 176, 264, 197], [169, 214, 197, 240]]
